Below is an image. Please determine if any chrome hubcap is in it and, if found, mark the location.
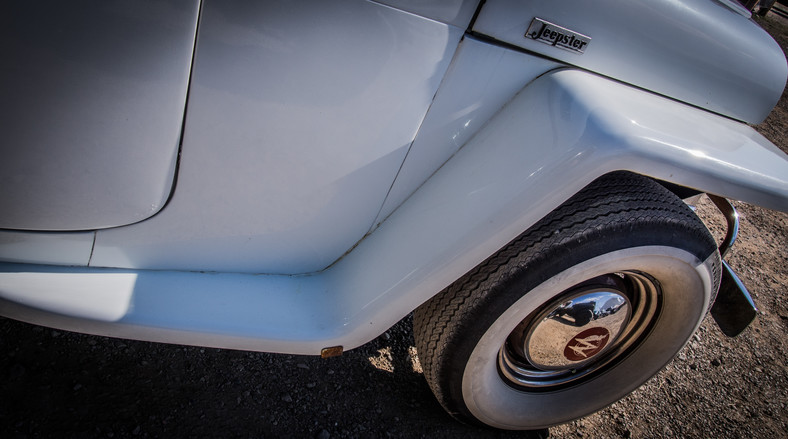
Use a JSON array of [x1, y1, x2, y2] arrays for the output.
[[525, 290, 631, 370], [499, 272, 661, 390]]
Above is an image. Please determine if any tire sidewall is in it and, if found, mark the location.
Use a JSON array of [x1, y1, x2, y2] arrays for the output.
[[460, 246, 715, 429]]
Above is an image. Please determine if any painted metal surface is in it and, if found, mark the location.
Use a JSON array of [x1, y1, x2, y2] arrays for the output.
[[0, 231, 94, 266], [0, 264, 331, 351], [371, 0, 481, 28], [2, 70, 786, 354], [374, 37, 561, 226], [89, 0, 463, 274], [0, 0, 199, 231], [472, 0, 788, 124]]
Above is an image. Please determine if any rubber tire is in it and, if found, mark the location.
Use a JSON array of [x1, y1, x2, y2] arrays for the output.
[[414, 171, 721, 430]]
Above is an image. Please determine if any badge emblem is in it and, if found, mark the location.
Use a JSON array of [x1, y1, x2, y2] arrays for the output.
[[564, 327, 610, 361], [526, 18, 591, 54]]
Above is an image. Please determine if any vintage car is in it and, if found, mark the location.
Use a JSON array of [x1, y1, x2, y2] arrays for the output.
[[1, 0, 787, 431]]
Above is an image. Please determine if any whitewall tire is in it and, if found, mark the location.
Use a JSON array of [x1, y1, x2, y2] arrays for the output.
[[414, 172, 721, 430]]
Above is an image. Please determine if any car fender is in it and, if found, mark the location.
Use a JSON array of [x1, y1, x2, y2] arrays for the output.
[[1, 68, 786, 355]]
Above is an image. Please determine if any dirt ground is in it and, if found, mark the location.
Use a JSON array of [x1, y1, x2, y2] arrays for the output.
[[1, 12, 787, 439]]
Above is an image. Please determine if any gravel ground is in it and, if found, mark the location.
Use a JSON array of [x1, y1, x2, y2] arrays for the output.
[[2, 12, 787, 439]]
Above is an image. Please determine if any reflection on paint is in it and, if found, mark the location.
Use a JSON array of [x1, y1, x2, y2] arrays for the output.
[[0, 272, 136, 321]]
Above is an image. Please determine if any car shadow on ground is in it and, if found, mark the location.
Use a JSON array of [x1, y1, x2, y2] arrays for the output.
[[1, 315, 549, 438]]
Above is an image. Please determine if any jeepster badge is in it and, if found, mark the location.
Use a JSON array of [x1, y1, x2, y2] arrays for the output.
[[526, 18, 591, 54]]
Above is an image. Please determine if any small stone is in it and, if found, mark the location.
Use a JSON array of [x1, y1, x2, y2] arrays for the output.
[[297, 363, 310, 370], [282, 394, 293, 403], [316, 429, 330, 439]]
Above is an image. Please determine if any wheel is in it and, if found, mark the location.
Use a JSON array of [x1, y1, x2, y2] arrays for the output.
[[414, 171, 721, 430]]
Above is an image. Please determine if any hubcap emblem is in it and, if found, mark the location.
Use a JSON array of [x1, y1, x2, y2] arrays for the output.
[[564, 327, 610, 361]]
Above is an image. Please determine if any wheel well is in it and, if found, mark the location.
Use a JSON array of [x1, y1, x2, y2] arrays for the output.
[[653, 178, 703, 200]]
